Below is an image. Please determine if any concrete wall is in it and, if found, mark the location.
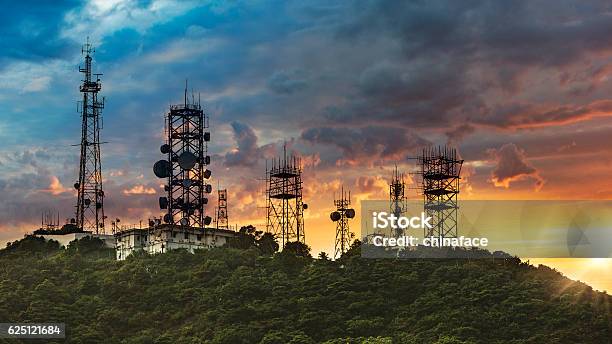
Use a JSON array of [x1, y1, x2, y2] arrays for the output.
[[37, 233, 115, 248]]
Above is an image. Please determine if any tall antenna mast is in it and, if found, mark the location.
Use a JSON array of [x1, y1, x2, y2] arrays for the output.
[[154, 84, 213, 227], [74, 37, 106, 234], [265, 144, 308, 248], [330, 186, 355, 259], [390, 165, 407, 237]]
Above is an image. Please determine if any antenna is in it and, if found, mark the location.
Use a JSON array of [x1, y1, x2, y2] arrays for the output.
[[413, 145, 463, 238], [184, 79, 188, 107], [75, 38, 106, 234], [265, 143, 307, 248], [389, 164, 407, 237], [154, 83, 212, 228], [330, 186, 354, 259]]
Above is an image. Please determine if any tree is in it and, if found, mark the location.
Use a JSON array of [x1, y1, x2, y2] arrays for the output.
[[282, 241, 312, 258]]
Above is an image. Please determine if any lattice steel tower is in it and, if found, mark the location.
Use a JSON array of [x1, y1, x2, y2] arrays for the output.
[[330, 187, 355, 259], [390, 166, 407, 237], [266, 146, 307, 247], [216, 188, 228, 229], [154, 85, 212, 227], [417, 146, 463, 238], [74, 40, 106, 234]]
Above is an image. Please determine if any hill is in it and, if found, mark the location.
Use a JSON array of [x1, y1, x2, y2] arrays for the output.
[[0, 236, 610, 344]]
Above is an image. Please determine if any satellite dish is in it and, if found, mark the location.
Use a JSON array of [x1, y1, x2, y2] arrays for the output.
[[84, 199, 91, 206], [163, 214, 173, 223], [330, 211, 341, 221], [73, 182, 80, 190], [180, 218, 189, 226], [164, 185, 170, 192], [345, 208, 356, 218], [178, 151, 198, 170], [160, 144, 171, 154], [303, 203, 308, 210], [204, 132, 210, 142], [205, 184, 212, 193], [153, 160, 172, 178], [204, 216, 212, 226], [203, 169, 212, 179], [159, 197, 168, 210]]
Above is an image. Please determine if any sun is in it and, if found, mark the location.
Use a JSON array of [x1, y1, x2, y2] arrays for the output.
[[586, 258, 610, 268]]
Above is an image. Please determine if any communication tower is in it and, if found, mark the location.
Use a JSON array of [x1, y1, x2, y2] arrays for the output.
[[74, 38, 106, 234], [390, 166, 407, 237], [265, 146, 307, 247], [216, 188, 229, 229], [417, 146, 463, 238], [153, 84, 212, 227], [330, 186, 355, 259]]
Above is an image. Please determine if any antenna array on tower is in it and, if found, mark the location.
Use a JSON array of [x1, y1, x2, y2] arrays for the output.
[[265, 145, 307, 247], [74, 38, 106, 234], [154, 84, 213, 227], [330, 186, 355, 259]]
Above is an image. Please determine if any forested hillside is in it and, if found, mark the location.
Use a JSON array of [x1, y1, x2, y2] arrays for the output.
[[0, 235, 610, 344]]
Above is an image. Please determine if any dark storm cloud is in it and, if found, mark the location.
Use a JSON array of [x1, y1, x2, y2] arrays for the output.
[[488, 143, 544, 190], [224, 121, 275, 167], [224, 121, 259, 167], [315, 0, 612, 133], [301, 126, 430, 164]]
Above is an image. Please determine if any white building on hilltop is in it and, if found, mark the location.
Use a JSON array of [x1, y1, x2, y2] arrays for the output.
[[114, 224, 237, 260], [36, 231, 115, 248]]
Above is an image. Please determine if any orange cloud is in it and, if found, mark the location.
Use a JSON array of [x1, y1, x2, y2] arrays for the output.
[[41, 176, 71, 195], [123, 185, 156, 195]]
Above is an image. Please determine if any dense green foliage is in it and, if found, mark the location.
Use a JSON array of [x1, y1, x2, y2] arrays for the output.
[[0, 236, 610, 343]]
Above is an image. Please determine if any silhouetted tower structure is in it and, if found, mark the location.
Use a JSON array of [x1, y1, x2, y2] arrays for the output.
[[330, 187, 355, 259], [154, 83, 212, 227], [417, 146, 463, 238], [390, 166, 407, 237], [74, 39, 106, 234], [216, 188, 228, 229], [266, 146, 307, 247]]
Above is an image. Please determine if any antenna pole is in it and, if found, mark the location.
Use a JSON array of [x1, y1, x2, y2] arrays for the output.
[[75, 39, 106, 234]]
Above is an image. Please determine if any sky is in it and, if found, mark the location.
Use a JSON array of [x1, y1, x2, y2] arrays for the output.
[[0, 0, 611, 292]]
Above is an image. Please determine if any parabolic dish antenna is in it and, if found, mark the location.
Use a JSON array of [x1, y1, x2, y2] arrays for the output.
[[178, 151, 198, 170], [345, 208, 356, 218], [330, 211, 341, 221], [153, 160, 172, 178], [160, 144, 171, 154]]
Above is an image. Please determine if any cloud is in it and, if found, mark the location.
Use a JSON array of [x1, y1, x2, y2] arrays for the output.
[[267, 70, 307, 95], [42, 176, 71, 196], [224, 121, 262, 167], [488, 143, 544, 190], [23, 76, 52, 92], [123, 184, 156, 195], [301, 126, 429, 165], [355, 175, 387, 198]]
